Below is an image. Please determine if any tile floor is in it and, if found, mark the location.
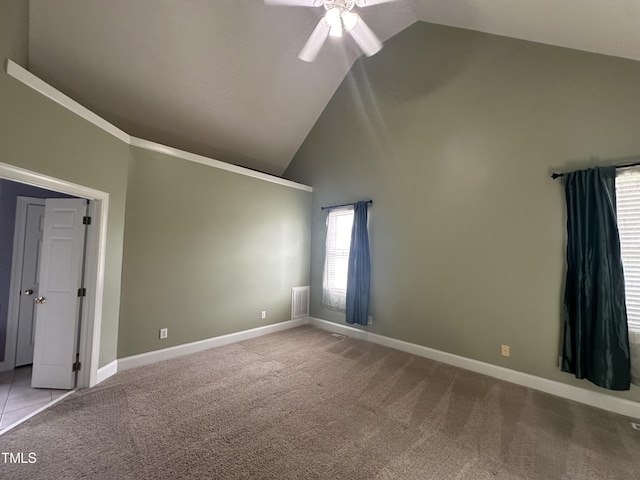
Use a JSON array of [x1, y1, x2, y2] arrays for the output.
[[0, 365, 68, 430]]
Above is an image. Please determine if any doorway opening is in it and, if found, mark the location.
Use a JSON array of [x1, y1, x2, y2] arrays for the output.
[[0, 163, 108, 430]]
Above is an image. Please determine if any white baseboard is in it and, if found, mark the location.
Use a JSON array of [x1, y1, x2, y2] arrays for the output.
[[118, 318, 309, 372], [308, 317, 640, 419], [94, 315, 639, 419], [96, 360, 118, 384]]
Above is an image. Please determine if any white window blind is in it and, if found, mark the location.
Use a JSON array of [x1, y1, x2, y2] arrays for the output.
[[615, 167, 640, 331], [322, 207, 354, 312]]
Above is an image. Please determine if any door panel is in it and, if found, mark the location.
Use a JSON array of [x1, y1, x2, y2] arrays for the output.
[[15, 202, 45, 367], [31, 198, 87, 389], [47, 239, 74, 292]]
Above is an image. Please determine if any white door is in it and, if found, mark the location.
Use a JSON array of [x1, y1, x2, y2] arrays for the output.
[[31, 198, 88, 389], [15, 200, 46, 366]]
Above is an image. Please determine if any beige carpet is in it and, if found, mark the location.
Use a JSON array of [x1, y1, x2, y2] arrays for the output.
[[0, 325, 638, 479]]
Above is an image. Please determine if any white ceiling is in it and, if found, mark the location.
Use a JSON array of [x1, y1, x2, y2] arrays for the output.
[[28, 0, 640, 175]]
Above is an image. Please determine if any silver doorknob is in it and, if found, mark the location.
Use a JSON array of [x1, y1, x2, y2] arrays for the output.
[[34, 296, 46, 304], [24, 289, 34, 295]]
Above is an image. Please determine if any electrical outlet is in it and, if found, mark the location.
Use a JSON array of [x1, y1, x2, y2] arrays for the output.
[[501, 344, 510, 357], [367, 316, 373, 325], [160, 328, 168, 339], [261, 311, 267, 319]]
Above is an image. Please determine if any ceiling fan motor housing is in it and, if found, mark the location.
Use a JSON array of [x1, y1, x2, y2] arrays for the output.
[[324, 0, 356, 11]]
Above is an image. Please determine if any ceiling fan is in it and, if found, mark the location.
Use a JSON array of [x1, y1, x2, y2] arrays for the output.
[[265, 0, 397, 62]]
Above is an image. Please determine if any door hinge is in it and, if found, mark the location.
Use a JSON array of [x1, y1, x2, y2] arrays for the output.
[[83, 216, 91, 225], [72, 361, 81, 372], [78, 287, 86, 297]]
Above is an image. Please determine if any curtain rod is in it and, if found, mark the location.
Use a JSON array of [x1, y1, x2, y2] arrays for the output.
[[321, 199, 373, 211], [551, 156, 640, 179]]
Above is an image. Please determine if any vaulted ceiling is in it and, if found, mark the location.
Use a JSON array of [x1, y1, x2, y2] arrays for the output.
[[28, 0, 640, 175]]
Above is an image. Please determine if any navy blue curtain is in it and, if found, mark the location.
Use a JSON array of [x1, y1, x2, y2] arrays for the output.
[[562, 166, 631, 390], [345, 201, 371, 325]]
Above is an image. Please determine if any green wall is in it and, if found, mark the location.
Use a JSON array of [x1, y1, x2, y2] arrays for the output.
[[1, 0, 312, 366], [284, 22, 640, 401], [0, 0, 129, 367], [117, 147, 311, 357]]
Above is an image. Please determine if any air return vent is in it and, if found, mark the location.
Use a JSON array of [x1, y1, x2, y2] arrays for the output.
[[291, 286, 310, 319]]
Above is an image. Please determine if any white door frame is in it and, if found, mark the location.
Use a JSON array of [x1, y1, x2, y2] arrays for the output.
[[0, 162, 108, 388], [2, 196, 45, 371]]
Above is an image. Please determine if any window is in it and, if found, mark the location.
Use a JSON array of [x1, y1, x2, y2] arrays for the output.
[[322, 207, 354, 312], [615, 167, 640, 331]]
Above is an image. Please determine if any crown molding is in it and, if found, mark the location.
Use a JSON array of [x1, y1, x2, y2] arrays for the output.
[[129, 137, 312, 192], [6, 60, 312, 193]]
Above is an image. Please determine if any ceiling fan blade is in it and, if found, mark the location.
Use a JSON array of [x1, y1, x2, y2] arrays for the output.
[[345, 14, 382, 57], [264, 0, 323, 6], [298, 19, 330, 62], [355, 0, 398, 7]]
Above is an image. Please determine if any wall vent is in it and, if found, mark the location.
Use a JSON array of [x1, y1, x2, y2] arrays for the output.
[[291, 286, 310, 319]]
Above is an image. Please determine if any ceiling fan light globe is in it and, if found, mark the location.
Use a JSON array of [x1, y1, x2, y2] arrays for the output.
[[342, 11, 358, 30], [325, 7, 342, 28]]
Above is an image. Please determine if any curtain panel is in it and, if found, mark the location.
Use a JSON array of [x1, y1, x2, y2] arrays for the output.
[[345, 201, 371, 326], [562, 166, 631, 391]]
